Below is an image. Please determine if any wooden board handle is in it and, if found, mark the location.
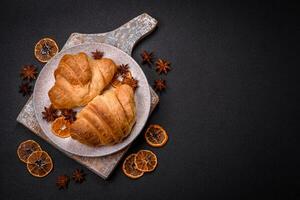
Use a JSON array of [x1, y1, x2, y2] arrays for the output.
[[63, 13, 158, 55]]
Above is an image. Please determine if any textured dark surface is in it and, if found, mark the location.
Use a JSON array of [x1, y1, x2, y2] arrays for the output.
[[0, 0, 299, 199]]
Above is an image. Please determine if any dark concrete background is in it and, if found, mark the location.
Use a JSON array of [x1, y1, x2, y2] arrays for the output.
[[0, 0, 299, 199]]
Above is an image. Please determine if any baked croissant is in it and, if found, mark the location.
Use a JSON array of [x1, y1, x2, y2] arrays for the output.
[[70, 84, 136, 146], [48, 52, 117, 109]]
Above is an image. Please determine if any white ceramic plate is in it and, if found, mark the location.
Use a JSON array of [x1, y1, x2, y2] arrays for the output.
[[33, 43, 151, 157]]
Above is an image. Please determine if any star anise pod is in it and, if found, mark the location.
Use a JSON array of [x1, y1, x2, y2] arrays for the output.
[[56, 175, 69, 190], [156, 59, 171, 75], [117, 64, 130, 77], [111, 74, 122, 88], [61, 109, 77, 123], [122, 76, 138, 91], [141, 50, 154, 65], [154, 79, 167, 92], [72, 169, 86, 183], [20, 65, 38, 81], [42, 105, 59, 122], [91, 50, 104, 59], [19, 82, 32, 96]]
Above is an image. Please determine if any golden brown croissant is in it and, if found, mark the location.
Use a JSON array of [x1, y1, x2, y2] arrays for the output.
[[48, 52, 117, 109], [70, 84, 136, 146]]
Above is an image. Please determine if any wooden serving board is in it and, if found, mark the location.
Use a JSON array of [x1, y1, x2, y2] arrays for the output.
[[16, 13, 159, 179]]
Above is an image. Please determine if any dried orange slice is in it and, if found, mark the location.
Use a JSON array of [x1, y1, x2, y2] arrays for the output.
[[27, 151, 53, 177], [145, 124, 168, 147], [34, 38, 59, 63], [17, 140, 42, 163], [134, 150, 157, 172], [51, 117, 71, 138], [122, 154, 144, 179]]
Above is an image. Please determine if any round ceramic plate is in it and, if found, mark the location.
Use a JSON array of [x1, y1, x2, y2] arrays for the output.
[[33, 43, 151, 157]]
